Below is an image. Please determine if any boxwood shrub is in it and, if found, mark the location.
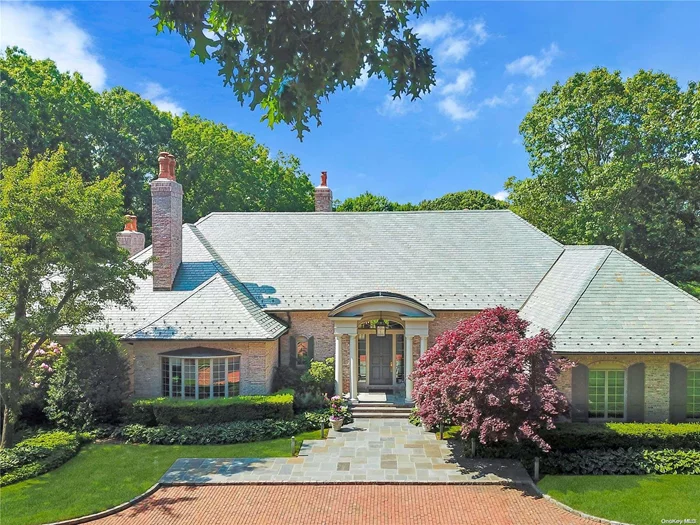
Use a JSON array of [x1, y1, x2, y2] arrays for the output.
[[127, 389, 295, 426], [114, 411, 328, 445], [0, 431, 85, 486]]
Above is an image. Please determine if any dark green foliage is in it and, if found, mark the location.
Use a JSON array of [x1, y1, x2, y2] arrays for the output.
[[509, 68, 700, 283], [335, 192, 411, 212], [0, 431, 84, 486], [541, 448, 700, 476], [114, 411, 328, 445], [45, 332, 130, 431], [293, 391, 328, 412], [466, 422, 700, 475], [272, 366, 304, 393], [127, 390, 294, 426], [152, 1, 435, 138], [417, 190, 508, 211]]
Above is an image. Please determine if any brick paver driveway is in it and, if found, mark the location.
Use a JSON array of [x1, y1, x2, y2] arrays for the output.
[[95, 484, 598, 525]]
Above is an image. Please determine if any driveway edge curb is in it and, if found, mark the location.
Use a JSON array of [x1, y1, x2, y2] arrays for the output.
[[45, 483, 162, 525]]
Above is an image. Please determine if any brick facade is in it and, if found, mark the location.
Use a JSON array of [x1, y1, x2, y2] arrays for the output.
[[557, 354, 700, 422], [128, 339, 277, 397]]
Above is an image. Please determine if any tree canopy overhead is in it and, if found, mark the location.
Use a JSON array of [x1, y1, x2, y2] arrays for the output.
[[507, 68, 699, 284], [151, 0, 436, 138], [0, 47, 314, 238]]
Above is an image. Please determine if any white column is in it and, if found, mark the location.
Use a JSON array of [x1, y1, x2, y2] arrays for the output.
[[334, 335, 343, 395], [405, 336, 414, 402], [349, 334, 358, 401], [420, 336, 428, 356]]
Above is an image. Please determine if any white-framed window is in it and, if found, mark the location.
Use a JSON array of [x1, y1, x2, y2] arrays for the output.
[[588, 370, 625, 419], [688, 369, 700, 419], [161, 354, 240, 399]]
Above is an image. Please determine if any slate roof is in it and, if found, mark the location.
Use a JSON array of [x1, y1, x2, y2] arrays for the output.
[[83, 210, 700, 351], [82, 225, 286, 340], [520, 246, 700, 353], [194, 210, 563, 311]]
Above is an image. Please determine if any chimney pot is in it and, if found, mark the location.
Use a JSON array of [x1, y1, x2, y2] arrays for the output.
[[125, 215, 138, 231], [314, 171, 333, 212], [158, 152, 171, 179], [117, 215, 145, 256]]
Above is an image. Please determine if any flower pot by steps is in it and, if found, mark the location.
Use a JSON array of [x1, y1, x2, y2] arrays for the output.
[[331, 418, 343, 432]]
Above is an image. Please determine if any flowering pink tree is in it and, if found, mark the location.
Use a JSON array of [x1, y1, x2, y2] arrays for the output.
[[411, 307, 571, 451]]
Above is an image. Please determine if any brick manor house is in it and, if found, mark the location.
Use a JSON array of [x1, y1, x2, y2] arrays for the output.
[[82, 152, 700, 423]]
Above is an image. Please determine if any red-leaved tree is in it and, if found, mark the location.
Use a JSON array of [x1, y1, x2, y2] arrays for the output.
[[411, 307, 571, 451]]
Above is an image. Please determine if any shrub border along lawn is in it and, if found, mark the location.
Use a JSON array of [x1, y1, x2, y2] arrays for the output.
[[128, 389, 295, 426], [0, 430, 86, 486]]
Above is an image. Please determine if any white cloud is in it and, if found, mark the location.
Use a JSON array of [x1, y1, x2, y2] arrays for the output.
[[506, 43, 560, 78], [438, 97, 478, 122], [436, 37, 471, 63], [414, 14, 464, 43], [377, 94, 419, 117], [355, 65, 371, 90], [493, 190, 509, 201], [0, 3, 107, 90], [481, 84, 518, 108], [523, 85, 538, 101], [441, 69, 475, 96], [469, 19, 489, 45], [142, 82, 185, 115]]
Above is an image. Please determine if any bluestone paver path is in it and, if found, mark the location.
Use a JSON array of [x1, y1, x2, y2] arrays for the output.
[[160, 418, 530, 484]]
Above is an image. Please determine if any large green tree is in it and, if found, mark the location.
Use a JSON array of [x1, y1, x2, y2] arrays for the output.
[[418, 190, 508, 211], [507, 68, 700, 283], [335, 191, 413, 212], [151, 0, 436, 138], [0, 149, 148, 447], [171, 115, 314, 221]]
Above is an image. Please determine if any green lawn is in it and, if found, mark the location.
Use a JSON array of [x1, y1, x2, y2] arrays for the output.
[[538, 475, 700, 525], [0, 431, 321, 525]]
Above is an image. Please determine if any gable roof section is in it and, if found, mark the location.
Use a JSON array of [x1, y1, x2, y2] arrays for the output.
[[194, 210, 564, 311], [123, 273, 287, 340], [520, 246, 700, 353], [84, 225, 286, 340]]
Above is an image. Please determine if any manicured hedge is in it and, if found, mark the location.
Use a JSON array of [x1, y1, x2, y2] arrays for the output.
[[114, 411, 328, 445], [0, 431, 84, 486], [541, 448, 700, 475], [462, 422, 700, 476], [127, 389, 295, 426]]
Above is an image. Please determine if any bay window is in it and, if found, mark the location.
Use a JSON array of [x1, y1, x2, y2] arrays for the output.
[[160, 348, 241, 399]]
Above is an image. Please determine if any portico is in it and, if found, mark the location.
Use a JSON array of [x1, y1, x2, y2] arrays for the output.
[[329, 292, 434, 402]]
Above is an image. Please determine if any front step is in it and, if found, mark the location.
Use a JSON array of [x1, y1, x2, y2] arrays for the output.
[[350, 403, 414, 419]]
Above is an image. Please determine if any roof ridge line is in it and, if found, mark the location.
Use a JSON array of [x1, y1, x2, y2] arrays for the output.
[[518, 247, 566, 313], [504, 210, 564, 248], [551, 247, 613, 335], [608, 247, 700, 306], [187, 225, 285, 335], [122, 272, 221, 339]]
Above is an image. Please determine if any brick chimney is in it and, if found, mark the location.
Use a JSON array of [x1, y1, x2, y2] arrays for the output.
[[151, 152, 182, 291], [314, 171, 332, 212], [116, 215, 145, 257]]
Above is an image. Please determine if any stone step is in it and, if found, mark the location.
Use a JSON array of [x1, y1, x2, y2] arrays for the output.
[[351, 406, 413, 412], [350, 402, 410, 408], [351, 411, 410, 419]]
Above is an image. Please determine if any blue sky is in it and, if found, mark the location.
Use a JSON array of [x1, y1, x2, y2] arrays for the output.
[[2, 2, 699, 203]]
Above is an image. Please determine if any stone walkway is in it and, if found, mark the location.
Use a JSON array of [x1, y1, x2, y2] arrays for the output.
[[161, 418, 530, 484]]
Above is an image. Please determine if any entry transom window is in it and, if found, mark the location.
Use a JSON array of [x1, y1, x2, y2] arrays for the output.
[[689, 370, 700, 419], [161, 352, 240, 399], [588, 370, 625, 419]]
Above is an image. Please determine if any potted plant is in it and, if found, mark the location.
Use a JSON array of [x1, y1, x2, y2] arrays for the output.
[[329, 395, 345, 431]]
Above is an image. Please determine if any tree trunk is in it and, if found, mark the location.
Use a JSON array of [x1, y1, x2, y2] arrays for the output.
[[1, 406, 15, 449]]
